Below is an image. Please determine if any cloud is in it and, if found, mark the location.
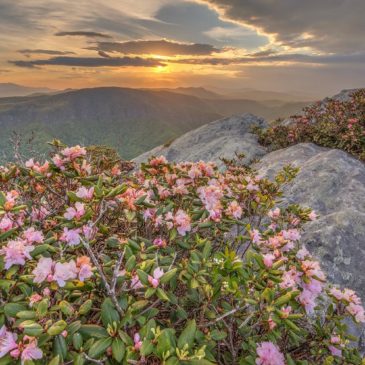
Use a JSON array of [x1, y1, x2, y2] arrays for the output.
[[18, 49, 75, 56], [55, 31, 112, 38], [204, 26, 254, 41], [9, 56, 165, 68], [172, 52, 365, 65], [197, 0, 365, 53], [93, 39, 221, 56]]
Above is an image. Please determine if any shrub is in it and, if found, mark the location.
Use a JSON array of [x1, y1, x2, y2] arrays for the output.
[[256, 89, 365, 161], [0, 144, 364, 364]]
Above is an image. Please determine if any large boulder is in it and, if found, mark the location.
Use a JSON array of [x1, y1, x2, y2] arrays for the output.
[[256, 143, 365, 300], [133, 114, 267, 167]]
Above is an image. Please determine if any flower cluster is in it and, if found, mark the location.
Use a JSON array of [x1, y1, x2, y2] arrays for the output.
[[0, 144, 363, 364], [256, 89, 365, 161]]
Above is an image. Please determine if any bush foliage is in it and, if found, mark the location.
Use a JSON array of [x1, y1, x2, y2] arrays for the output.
[[0, 143, 364, 365], [255, 89, 365, 161]]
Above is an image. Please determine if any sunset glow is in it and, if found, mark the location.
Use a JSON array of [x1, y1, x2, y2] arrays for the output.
[[0, 0, 364, 96]]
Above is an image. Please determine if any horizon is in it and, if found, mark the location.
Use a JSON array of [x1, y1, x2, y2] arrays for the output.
[[1, 0, 365, 98]]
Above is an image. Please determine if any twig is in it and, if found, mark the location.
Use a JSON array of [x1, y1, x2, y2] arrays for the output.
[[80, 237, 125, 316], [206, 304, 248, 326], [83, 353, 106, 364]]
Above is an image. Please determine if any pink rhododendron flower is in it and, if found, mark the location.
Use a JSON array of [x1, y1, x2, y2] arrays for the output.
[[76, 256, 93, 282], [61, 145, 86, 160], [301, 260, 325, 280], [256, 342, 285, 365], [134, 333, 142, 350], [268, 208, 280, 219], [298, 289, 317, 314], [225, 201, 242, 219], [23, 227, 44, 244], [149, 156, 168, 167], [346, 303, 365, 323], [308, 210, 318, 220], [0, 216, 13, 232], [328, 345, 342, 357], [29, 293, 42, 307], [282, 229, 301, 241], [0, 239, 34, 269], [148, 267, 164, 288], [263, 253, 276, 268], [25, 159, 49, 174], [54, 260, 78, 287], [174, 209, 191, 236], [296, 247, 311, 260], [280, 267, 301, 290], [153, 238, 167, 248], [0, 326, 18, 358], [250, 229, 262, 244], [76, 186, 94, 200], [13, 337, 43, 364], [52, 154, 65, 169], [32, 257, 53, 284], [60, 227, 81, 246], [64, 202, 85, 220], [130, 275, 143, 290]]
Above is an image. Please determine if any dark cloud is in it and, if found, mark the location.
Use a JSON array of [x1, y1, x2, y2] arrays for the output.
[[98, 51, 111, 58], [9, 56, 164, 68], [248, 49, 277, 57], [94, 39, 221, 56], [55, 31, 112, 38], [18, 49, 75, 56], [172, 52, 365, 65], [199, 0, 365, 53]]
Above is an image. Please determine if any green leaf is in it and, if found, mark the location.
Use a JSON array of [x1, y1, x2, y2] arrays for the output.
[[4, 303, 27, 318], [79, 299, 93, 315], [73, 333, 83, 350], [101, 298, 120, 327], [47, 320, 67, 336], [112, 338, 125, 362], [156, 329, 176, 357], [137, 269, 149, 285], [156, 288, 170, 302], [140, 340, 154, 356], [88, 337, 113, 359], [160, 268, 177, 284], [125, 255, 136, 271], [48, 355, 60, 365], [177, 319, 196, 350], [21, 321, 43, 336], [210, 329, 227, 341], [53, 335, 67, 362], [79, 325, 109, 339]]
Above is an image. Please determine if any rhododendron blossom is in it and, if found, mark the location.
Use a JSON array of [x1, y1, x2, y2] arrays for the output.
[[148, 267, 164, 288], [0, 326, 17, 358], [256, 342, 285, 365], [64, 202, 86, 220], [0, 239, 34, 269], [174, 209, 191, 236]]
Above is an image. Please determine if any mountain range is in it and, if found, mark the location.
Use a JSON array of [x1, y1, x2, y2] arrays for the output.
[[0, 86, 309, 161]]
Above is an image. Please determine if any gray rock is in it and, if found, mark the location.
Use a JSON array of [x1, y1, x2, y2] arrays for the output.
[[256, 143, 365, 348], [133, 114, 268, 167], [256, 143, 365, 299]]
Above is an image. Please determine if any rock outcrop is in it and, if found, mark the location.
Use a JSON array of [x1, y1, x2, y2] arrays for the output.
[[133, 114, 267, 167], [255, 143, 365, 302]]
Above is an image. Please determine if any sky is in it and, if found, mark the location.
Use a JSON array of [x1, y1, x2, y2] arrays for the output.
[[1, 0, 365, 97]]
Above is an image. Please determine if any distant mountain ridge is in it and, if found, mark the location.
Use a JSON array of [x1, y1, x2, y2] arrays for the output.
[[0, 83, 54, 97], [0, 86, 308, 161]]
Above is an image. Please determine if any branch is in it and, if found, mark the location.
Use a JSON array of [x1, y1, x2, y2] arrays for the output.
[[80, 237, 125, 317]]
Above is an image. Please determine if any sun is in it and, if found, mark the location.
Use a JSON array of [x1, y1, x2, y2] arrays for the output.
[[153, 65, 170, 73]]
